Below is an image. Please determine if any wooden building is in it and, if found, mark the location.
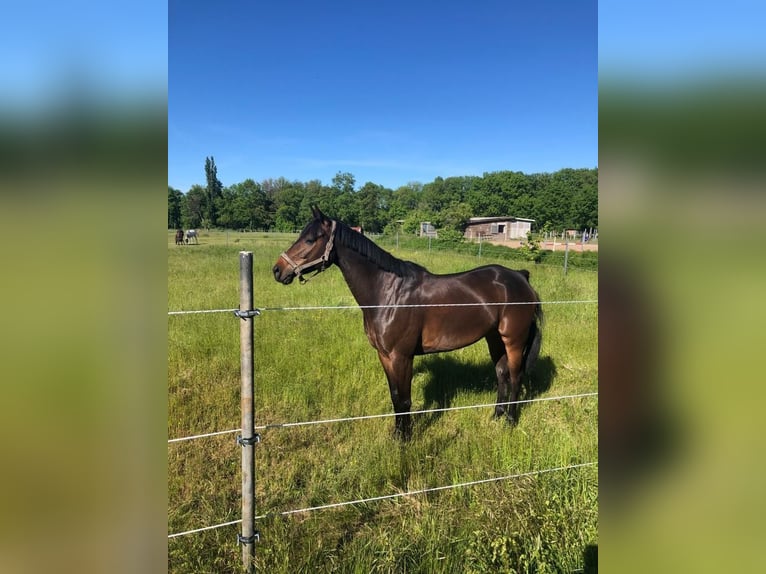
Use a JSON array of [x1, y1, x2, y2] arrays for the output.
[[463, 216, 535, 241], [419, 221, 438, 238]]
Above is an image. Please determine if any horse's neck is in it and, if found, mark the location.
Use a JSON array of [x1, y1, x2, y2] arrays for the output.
[[335, 244, 393, 307]]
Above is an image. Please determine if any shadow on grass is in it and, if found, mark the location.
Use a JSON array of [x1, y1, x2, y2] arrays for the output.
[[415, 354, 557, 432]]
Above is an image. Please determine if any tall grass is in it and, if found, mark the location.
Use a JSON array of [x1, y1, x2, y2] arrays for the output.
[[168, 230, 597, 573]]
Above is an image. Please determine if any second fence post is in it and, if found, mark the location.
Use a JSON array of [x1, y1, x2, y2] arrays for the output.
[[238, 251, 257, 573]]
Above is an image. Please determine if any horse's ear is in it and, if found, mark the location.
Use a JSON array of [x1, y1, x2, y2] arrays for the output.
[[311, 205, 326, 221]]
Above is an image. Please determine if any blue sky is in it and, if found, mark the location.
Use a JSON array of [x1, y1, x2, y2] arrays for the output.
[[169, 1, 597, 192], [0, 1, 166, 109], [599, 0, 766, 80]]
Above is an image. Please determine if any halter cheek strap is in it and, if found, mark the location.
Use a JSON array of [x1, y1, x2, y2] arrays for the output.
[[279, 220, 337, 283]]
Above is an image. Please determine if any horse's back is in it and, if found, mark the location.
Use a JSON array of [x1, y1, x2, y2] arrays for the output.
[[391, 265, 536, 354], [430, 264, 535, 297]]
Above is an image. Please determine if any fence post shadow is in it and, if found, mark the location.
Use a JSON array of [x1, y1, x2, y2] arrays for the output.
[[583, 543, 597, 573], [414, 354, 557, 433]]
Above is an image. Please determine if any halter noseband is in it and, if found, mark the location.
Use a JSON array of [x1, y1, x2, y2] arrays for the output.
[[279, 220, 337, 283]]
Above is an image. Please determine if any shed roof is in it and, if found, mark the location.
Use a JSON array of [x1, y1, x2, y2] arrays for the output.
[[466, 216, 535, 224]]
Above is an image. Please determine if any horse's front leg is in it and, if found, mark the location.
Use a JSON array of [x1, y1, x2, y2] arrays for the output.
[[377, 351, 414, 440]]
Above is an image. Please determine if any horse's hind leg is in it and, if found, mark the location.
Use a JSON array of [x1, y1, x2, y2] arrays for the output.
[[487, 330, 525, 425], [503, 344, 525, 425], [486, 332, 512, 420]]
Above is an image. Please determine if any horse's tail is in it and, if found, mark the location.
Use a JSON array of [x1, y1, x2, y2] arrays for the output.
[[521, 279, 543, 375]]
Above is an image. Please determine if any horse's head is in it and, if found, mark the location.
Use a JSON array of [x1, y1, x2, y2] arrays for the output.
[[273, 206, 337, 284]]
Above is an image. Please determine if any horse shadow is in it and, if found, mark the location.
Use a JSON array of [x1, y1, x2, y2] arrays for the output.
[[414, 353, 556, 431]]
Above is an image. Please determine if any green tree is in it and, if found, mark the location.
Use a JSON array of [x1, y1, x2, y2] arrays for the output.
[[169, 165, 596, 235], [167, 186, 184, 229], [215, 186, 237, 229], [467, 173, 506, 216], [330, 171, 357, 223], [567, 168, 598, 229], [182, 184, 207, 229], [400, 208, 434, 235], [298, 180, 324, 223], [356, 181, 388, 232], [489, 170, 531, 216], [438, 202, 473, 232], [389, 182, 422, 223], [261, 177, 290, 203], [273, 181, 305, 232], [420, 176, 445, 212], [219, 179, 273, 230], [204, 156, 224, 227], [331, 171, 356, 194], [532, 170, 573, 229]]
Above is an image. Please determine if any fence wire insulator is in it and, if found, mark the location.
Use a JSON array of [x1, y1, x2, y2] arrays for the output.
[[237, 434, 261, 447], [238, 532, 260, 545], [234, 308, 261, 319]]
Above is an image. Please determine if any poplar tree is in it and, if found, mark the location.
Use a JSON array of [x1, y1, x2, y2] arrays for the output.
[[204, 156, 223, 227]]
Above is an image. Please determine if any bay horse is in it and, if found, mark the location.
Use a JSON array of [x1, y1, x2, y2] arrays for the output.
[[175, 229, 184, 245], [273, 207, 543, 439]]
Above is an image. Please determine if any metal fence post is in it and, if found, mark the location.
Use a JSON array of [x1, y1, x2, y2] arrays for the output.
[[238, 251, 256, 572], [563, 240, 569, 275]]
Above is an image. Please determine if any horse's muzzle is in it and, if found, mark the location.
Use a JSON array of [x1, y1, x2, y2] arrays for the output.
[[272, 263, 295, 285]]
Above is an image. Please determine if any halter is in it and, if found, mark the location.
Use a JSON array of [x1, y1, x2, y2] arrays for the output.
[[279, 220, 337, 283]]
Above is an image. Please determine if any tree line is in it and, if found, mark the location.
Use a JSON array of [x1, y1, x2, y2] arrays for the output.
[[168, 157, 597, 236]]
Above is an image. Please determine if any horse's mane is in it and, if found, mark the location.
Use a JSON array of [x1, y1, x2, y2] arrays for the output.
[[335, 220, 426, 277]]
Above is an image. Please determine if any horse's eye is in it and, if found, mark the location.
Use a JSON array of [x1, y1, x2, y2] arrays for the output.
[[305, 238, 315, 245]]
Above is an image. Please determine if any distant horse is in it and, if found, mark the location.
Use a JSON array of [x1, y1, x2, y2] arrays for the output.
[[175, 229, 184, 245], [273, 206, 543, 439], [350, 226, 364, 235], [185, 229, 198, 244]]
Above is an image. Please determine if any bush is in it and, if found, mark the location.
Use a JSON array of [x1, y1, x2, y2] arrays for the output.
[[436, 228, 464, 243], [519, 232, 543, 263]]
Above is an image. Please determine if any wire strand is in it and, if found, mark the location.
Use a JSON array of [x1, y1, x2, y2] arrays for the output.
[[168, 308, 237, 316], [168, 519, 241, 539], [260, 299, 597, 312], [168, 392, 598, 443], [168, 428, 239, 444], [168, 299, 597, 315], [263, 461, 597, 519], [168, 461, 597, 538], [257, 392, 598, 431]]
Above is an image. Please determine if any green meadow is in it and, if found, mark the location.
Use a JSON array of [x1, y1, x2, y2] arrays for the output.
[[168, 230, 598, 573]]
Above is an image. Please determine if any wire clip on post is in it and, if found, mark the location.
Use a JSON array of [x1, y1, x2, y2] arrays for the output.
[[238, 532, 260, 545], [233, 308, 261, 319], [237, 434, 261, 447]]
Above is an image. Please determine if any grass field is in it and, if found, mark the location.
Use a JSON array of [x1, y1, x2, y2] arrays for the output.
[[168, 230, 598, 573]]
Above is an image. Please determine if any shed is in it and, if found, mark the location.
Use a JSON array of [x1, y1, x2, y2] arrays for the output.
[[419, 221, 438, 238], [463, 216, 535, 241]]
